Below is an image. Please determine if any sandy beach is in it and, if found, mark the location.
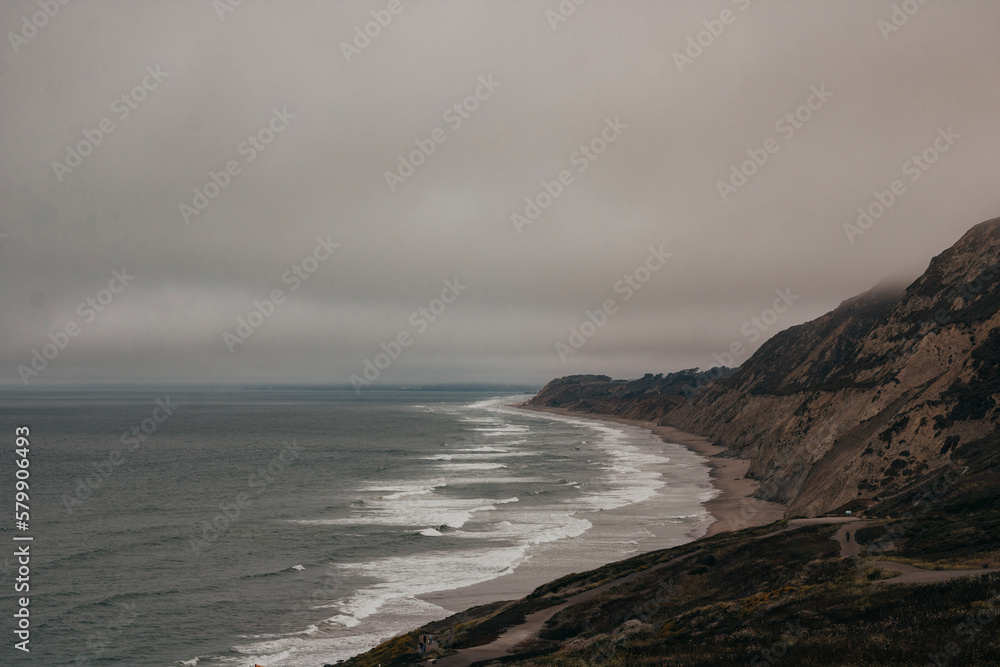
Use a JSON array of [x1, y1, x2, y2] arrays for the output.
[[417, 402, 785, 617], [519, 404, 786, 537]]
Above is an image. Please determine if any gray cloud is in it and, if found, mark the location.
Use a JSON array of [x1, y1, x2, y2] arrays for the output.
[[2, 0, 999, 386]]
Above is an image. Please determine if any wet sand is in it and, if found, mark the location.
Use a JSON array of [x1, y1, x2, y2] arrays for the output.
[[519, 405, 786, 537]]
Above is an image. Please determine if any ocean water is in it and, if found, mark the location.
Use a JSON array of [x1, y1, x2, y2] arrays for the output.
[[0, 390, 716, 666]]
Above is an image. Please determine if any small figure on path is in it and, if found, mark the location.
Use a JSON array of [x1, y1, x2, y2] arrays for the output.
[[846, 531, 851, 543]]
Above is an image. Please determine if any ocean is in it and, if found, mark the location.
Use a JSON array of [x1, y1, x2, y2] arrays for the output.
[[0, 390, 717, 666]]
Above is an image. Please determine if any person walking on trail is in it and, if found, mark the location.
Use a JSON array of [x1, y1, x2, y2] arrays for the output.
[[846, 531, 851, 543]]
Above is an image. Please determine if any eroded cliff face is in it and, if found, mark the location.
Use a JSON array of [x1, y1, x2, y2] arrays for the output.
[[530, 217, 1000, 516]]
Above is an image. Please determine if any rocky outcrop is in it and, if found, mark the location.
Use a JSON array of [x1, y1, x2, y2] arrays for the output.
[[530, 217, 1000, 516]]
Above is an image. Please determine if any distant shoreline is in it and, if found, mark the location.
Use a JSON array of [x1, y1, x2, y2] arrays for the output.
[[517, 404, 785, 537]]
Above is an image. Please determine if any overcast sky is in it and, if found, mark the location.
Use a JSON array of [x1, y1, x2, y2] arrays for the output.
[[1, 0, 998, 388]]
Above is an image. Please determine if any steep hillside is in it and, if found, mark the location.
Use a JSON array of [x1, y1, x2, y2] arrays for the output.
[[530, 217, 1000, 516]]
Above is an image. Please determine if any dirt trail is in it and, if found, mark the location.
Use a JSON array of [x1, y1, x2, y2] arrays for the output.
[[831, 520, 867, 558], [790, 518, 999, 584], [803, 518, 1000, 583], [424, 552, 698, 667], [426, 603, 565, 667], [871, 560, 999, 584]]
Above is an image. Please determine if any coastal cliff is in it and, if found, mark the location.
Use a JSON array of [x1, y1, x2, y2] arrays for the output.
[[342, 217, 1000, 667], [530, 217, 1000, 516]]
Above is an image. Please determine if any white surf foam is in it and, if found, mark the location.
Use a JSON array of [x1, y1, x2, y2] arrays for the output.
[[444, 451, 537, 459], [472, 424, 530, 436], [436, 462, 507, 471], [443, 476, 543, 484], [327, 546, 530, 628], [450, 511, 592, 545], [361, 479, 448, 499], [244, 395, 715, 667]]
